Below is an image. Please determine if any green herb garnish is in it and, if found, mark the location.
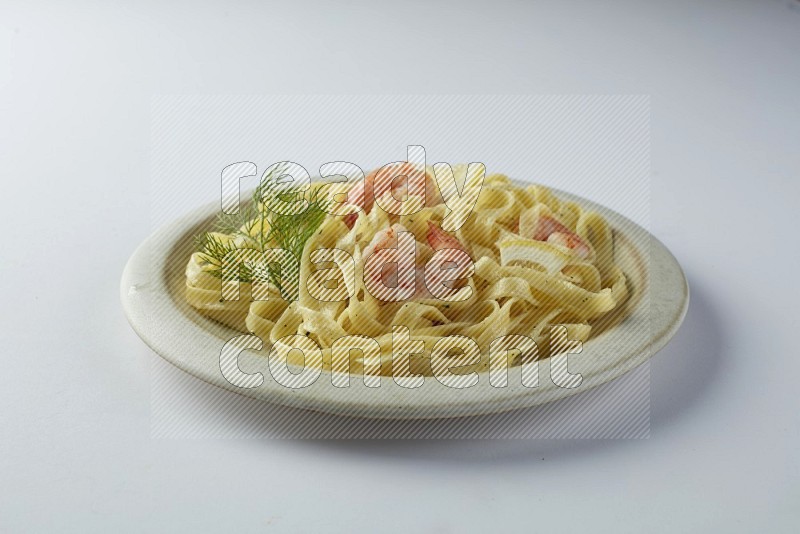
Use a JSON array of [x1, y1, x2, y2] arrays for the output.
[[193, 165, 330, 300]]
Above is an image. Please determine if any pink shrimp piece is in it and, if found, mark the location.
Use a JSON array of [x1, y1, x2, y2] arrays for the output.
[[530, 215, 591, 259], [532, 215, 570, 241], [342, 174, 376, 229], [424, 222, 472, 297], [362, 223, 406, 259], [340, 180, 369, 229], [426, 221, 468, 254], [547, 232, 591, 259], [362, 224, 426, 299], [343, 163, 439, 229]]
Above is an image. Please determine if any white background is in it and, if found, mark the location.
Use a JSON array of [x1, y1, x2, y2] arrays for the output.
[[1, 1, 798, 532]]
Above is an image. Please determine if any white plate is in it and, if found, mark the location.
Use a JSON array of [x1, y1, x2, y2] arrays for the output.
[[121, 185, 688, 419]]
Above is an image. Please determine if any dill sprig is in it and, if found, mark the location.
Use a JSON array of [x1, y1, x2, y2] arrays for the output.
[[212, 203, 260, 236], [259, 180, 330, 266], [193, 164, 330, 299], [193, 232, 258, 283]]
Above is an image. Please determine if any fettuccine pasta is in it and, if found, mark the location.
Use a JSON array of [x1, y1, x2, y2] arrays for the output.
[[186, 165, 629, 377]]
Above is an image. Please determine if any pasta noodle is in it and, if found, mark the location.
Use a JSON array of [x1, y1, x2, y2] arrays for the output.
[[186, 165, 629, 377]]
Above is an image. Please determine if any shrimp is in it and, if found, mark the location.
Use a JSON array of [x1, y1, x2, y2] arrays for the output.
[[426, 221, 468, 254], [362, 224, 426, 299], [362, 223, 408, 260], [425, 222, 472, 296], [362, 222, 472, 302], [343, 162, 440, 228], [529, 215, 591, 259]]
